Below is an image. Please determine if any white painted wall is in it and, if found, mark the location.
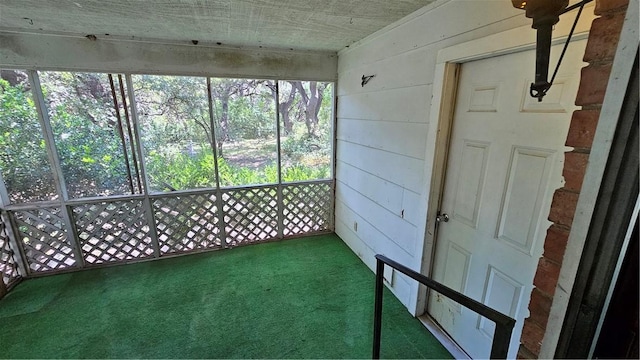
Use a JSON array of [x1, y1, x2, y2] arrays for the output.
[[335, 0, 533, 313]]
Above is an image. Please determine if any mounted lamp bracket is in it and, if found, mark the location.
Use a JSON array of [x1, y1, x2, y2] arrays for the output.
[[512, 0, 594, 101]]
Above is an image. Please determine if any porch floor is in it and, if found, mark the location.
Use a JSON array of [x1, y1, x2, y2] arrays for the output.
[[0, 234, 451, 359]]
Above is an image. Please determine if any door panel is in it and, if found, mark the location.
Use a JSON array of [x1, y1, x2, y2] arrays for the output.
[[428, 40, 586, 358], [453, 141, 490, 228], [498, 147, 556, 255], [479, 266, 524, 337]]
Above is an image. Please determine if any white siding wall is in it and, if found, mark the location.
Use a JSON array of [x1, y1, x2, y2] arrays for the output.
[[335, 0, 531, 313]]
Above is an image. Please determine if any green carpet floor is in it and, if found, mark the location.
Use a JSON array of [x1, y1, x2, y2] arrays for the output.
[[0, 234, 452, 359]]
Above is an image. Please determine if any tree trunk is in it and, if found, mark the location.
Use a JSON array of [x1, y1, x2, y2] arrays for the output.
[[280, 86, 298, 135], [1, 70, 28, 89], [293, 81, 325, 138], [217, 93, 230, 158], [268, 82, 297, 135], [194, 118, 214, 153], [306, 82, 319, 137], [314, 83, 326, 134]]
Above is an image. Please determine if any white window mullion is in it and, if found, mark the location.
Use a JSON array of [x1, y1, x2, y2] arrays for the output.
[[28, 70, 85, 268], [330, 82, 337, 231], [0, 171, 10, 207], [275, 81, 285, 239], [28, 71, 68, 201], [206, 77, 228, 248], [125, 74, 161, 257], [275, 81, 283, 185], [330, 82, 337, 181]]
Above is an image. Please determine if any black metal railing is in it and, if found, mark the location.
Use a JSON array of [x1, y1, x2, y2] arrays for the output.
[[373, 254, 516, 359]]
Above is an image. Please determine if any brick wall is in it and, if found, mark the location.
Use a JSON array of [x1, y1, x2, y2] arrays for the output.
[[518, 0, 630, 358]]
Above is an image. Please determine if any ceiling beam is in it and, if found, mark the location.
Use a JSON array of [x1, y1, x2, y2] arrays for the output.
[[0, 31, 337, 81]]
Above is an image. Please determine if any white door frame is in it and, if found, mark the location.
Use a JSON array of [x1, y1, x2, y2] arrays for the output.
[[414, 5, 595, 316]]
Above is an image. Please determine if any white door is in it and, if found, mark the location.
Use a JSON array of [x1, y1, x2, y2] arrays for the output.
[[427, 39, 587, 359]]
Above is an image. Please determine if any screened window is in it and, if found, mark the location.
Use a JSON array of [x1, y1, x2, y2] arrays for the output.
[[132, 75, 215, 192], [0, 69, 58, 203], [40, 71, 135, 198], [1, 70, 334, 204], [279, 81, 333, 182], [210, 78, 277, 187]]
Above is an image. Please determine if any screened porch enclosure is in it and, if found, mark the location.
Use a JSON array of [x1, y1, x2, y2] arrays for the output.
[[0, 69, 334, 287]]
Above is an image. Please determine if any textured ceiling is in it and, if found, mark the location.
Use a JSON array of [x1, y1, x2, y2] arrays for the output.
[[0, 0, 437, 51]]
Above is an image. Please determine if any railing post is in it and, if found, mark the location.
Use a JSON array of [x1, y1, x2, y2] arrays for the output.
[[274, 81, 285, 240], [490, 321, 514, 359], [373, 254, 515, 359], [372, 258, 385, 359]]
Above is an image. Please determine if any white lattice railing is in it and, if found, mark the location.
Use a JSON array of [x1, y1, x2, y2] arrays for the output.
[[0, 180, 333, 276], [152, 192, 223, 254], [282, 182, 332, 236], [72, 199, 155, 265], [12, 207, 77, 272], [223, 186, 279, 245]]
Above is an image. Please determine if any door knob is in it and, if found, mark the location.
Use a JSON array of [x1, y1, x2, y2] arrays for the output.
[[436, 213, 450, 223]]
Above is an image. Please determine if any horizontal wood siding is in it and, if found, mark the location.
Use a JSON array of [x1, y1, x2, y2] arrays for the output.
[[335, 0, 531, 310]]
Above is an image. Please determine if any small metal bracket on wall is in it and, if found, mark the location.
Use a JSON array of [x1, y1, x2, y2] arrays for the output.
[[361, 75, 375, 87]]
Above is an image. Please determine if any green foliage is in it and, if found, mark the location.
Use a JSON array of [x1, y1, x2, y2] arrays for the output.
[[281, 134, 329, 161], [1, 72, 333, 204], [0, 77, 58, 202], [40, 72, 131, 198], [227, 91, 275, 140], [146, 151, 217, 191], [219, 159, 328, 186], [281, 164, 329, 182], [134, 75, 211, 150], [49, 105, 129, 197], [218, 157, 273, 187], [146, 148, 329, 191]]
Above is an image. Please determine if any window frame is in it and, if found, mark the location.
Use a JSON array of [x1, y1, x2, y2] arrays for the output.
[[0, 69, 336, 206]]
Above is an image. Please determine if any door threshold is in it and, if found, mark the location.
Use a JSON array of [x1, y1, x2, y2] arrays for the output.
[[418, 314, 470, 360]]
